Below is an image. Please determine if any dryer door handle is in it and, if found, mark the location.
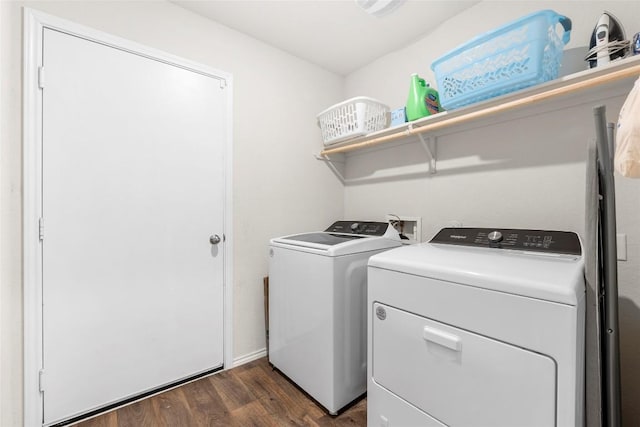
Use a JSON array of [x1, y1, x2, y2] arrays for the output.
[[423, 326, 462, 351]]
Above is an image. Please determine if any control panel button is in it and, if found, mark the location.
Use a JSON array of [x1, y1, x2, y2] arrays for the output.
[[488, 230, 503, 243]]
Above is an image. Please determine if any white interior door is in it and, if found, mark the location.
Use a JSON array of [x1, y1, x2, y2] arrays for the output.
[[41, 28, 227, 425]]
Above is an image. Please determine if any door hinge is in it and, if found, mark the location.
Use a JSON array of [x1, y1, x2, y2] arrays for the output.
[[38, 218, 44, 241], [219, 79, 227, 90], [39, 369, 45, 392], [38, 67, 45, 89]]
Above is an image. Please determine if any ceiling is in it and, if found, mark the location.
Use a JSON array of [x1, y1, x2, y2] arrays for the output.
[[171, 0, 480, 75]]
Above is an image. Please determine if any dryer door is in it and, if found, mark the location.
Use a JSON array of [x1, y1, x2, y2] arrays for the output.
[[372, 303, 556, 426]]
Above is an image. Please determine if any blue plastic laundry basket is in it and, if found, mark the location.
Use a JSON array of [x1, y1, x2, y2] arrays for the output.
[[431, 10, 572, 110]]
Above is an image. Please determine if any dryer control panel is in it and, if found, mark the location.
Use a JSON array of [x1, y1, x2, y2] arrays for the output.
[[325, 221, 389, 236], [431, 227, 582, 255]]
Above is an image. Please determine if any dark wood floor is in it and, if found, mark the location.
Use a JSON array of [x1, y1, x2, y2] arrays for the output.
[[73, 357, 367, 427]]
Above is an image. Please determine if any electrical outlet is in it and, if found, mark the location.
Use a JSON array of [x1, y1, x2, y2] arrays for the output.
[[386, 215, 422, 244]]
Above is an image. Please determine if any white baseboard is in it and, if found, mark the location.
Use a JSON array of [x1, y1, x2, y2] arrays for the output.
[[233, 348, 267, 368]]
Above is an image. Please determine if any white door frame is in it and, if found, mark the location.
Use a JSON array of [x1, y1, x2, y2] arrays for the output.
[[22, 8, 234, 426]]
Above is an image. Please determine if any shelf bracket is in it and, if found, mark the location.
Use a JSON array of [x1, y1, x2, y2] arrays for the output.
[[416, 133, 437, 174], [314, 152, 346, 183]]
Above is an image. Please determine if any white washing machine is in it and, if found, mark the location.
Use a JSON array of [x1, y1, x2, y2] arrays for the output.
[[367, 227, 585, 427], [269, 221, 401, 414]]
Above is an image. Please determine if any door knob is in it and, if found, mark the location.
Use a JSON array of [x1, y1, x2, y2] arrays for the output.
[[209, 234, 222, 245]]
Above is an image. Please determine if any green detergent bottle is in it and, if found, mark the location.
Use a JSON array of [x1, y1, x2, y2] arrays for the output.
[[405, 73, 442, 121]]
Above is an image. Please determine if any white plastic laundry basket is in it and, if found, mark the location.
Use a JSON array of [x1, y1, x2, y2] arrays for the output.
[[317, 97, 389, 146]]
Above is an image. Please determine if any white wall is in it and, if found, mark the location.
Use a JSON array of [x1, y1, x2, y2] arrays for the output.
[[344, 1, 640, 425], [0, 1, 343, 425]]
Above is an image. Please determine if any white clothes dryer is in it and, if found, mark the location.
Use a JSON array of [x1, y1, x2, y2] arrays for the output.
[[269, 221, 401, 414], [367, 227, 585, 427]]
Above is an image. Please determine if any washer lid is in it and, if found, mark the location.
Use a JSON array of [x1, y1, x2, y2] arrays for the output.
[[270, 221, 401, 256], [368, 240, 585, 305], [280, 232, 364, 246]]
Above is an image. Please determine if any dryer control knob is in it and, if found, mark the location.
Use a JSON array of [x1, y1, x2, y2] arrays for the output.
[[488, 230, 503, 243], [350, 222, 360, 232]]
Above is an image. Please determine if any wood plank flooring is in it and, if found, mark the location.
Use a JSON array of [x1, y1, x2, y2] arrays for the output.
[[73, 357, 367, 427]]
